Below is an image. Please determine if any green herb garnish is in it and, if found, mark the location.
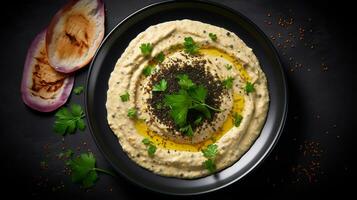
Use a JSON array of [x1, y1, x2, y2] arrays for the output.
[[153, 79, 168, 92], [54, 104, 86, 136], [179, 124, 194, 137], [154, 52, 165, 63], [209, 33, 217, 41], [202, 144, 218, 159], [140, 43, 153, 56], [224, 64, 233, 70], [177, 74, 195, 90], [142, 138, 157, 156], [164, 75, 221, 130], [245, 82, 255, 93], [223, 77, 235, 89], [73, 86, 84, 95], [120, 91, 130, 102], [127, 108, 137, 119], [143, 65, 155, 76], [233, 112, 243, 127], [194, 116, 203, 125], [67, 153, 115, 188], [202, 144, 218, 173], [156, 102, 163, 109], [58, 149, 74, 159], [184, 37, 199, 55]]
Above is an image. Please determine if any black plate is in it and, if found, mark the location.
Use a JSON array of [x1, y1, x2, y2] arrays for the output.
[[85, 0, 287, 195]]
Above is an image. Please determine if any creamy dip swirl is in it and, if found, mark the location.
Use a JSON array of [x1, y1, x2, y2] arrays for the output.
[[106, 20, 269, 178]]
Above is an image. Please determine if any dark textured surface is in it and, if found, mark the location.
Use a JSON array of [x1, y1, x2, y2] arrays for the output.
[[0, 0, 355, 199]]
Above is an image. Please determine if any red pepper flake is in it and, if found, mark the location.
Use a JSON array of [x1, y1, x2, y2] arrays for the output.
[[291, 140, 323, 184], [321, 63, 328, 71]]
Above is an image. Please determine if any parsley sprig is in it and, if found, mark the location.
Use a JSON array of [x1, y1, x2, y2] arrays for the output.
[[163, 74, 221, 135], [54, 104, 86, 136], [202, 144, 218, 173], [67, 153, 115, 188], [233, 112, 243, 127], [73, 86, 84, 95], [154, 52, 165, 63], [183, 37, 199, 55], [120, 91, 130, 102], [209, 33, 217, 41], [143, 65, 155, 76], [245, 82, 255, 93], [223, 77, 235, 89], [153, 79, 168, 92], [140, 43, 153, 56], [142, 138, 157, 156]]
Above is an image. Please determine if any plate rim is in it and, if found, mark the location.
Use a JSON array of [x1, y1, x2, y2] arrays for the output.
[[85, 0, 288, 195]]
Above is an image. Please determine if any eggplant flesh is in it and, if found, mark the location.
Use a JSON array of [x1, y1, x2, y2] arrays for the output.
[[21, 30, 74, 112], [46, 0, 105, 73]]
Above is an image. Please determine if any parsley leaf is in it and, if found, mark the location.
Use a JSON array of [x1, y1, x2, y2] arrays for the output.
[[245, 82, 255, 93], [202, 144, 218, 173], [177, 74, 195, 90], [143, 65, 155, 76], [153, 79, 168, 92], [188, 85, 207, 102], [184, 37, 199, 55], [154, 52, 165, 63], [204, 159, 216, 173], [164, 91, 191, 127], [223, 77, 235, 89], [142, 138, 157, 156], [148, 145, 157, 156], [179, 124, 194, 137], [233, 112, 243, 127], [209, 33, 217, 41], [127, 108, 137, 119], [142, 138, 151, 145], [54, 104, 86, 136], [140, 43, 153, 56], [67, 153, 115, 188], [224, 64, 233, 70], [73, 86, 84, 95], [120, 91, 130, 102], [58, 149, 74, 159], [202, 144, 218, 159], [194, 116, 203, 125], [164, 74, 221, 131]]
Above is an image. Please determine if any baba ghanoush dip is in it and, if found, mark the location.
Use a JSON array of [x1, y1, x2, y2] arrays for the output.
[[106, 20, 269, 178]]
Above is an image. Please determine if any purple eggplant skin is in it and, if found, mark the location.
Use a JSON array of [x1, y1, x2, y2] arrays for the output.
[[21, 30, 74, 112]]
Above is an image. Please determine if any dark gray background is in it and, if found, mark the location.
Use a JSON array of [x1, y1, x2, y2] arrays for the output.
[[0, 0, 355, 199]]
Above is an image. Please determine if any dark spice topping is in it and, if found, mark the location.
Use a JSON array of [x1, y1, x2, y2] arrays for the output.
[[147, 56, 224, 133]]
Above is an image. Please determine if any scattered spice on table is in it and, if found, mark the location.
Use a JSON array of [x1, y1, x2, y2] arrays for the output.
[[291, 140, 323, 184]]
